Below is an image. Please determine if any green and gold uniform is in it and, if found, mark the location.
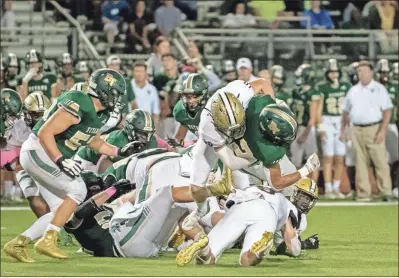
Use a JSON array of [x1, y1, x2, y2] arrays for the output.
[[316, 81, 350, 116], [387, 82, 398, 124], [291, 86, 320, 126], [173, 100, 202, 136], [18, 73, 57, 99], [275, 86, 293, 108], [33, 90, 102, 159]]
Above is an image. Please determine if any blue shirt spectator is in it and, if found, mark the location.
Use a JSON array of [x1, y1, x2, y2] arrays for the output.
[[101, 0, 129, 22], [155, 0, 182, 36], [300, 0, 334, 29]]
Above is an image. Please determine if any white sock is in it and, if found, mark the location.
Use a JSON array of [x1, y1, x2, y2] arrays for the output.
[[4, 181, 13, 198], [333, 180, 341, 191], [46, 223, 61, 233], [22, 212, 53, 241], [325, 182, 332, 193]]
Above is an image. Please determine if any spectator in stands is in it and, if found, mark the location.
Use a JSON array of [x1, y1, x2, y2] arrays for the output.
[[131, 61, 160, 131], [368, 0, 398, 54], [146, 37, 170, 78], [236, 57, 257, 82], [175, 0, 198, 21], [125, 0, 152, 53], [341, 61, 393, 202], [300, 0, 334, 29], [283, 0, 304, 16], [222, 2, 256, 28], [1, 0, 16, 40], [155, 0, 182, 36], [101, 0, 129, 53], [153, 54, 180, 138]]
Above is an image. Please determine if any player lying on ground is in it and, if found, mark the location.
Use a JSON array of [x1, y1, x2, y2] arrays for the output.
[[176, 177, 319, 267]]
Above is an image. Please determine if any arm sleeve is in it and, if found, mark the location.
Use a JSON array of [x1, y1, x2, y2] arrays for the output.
[[224, 80, 255, 109], [58, 95, 85, 121], [324, 11, 335, 29]]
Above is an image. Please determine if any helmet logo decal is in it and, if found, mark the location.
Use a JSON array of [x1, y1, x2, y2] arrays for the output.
[[268, 120, 280, 134], [3, 92, 10, 102], [104, 73, 116, 86]]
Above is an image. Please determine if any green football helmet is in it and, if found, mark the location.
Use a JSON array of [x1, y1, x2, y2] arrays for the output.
[[346, 62, 359, 85], [25, 49, 43, 73], [57, 53, 74, 78], [124, 109, 155, 143], [375, 59, 390, 85], [1, 88, 23, 129], [87, 68, 126, 110], [81, 170, 104, 197], [270, 65, 285, 86], [295, 64, 315, 86], [180, 73, 209, 114], [259, 103, 298, 146], [76, 61, 91, 74], [325, 59, 341, 82], [3, 53, 20, 79]]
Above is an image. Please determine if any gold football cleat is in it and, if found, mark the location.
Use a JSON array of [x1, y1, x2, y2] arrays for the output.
[[168, 227, 186, 249], [249, 231, 274, 257], [176, 234, 209, 267], [4, 235, 35, 263], [34, 230, 68, 259], [208, 166, 234, 197]]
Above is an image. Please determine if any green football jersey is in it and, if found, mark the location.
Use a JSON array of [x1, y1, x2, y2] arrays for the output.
[[173, 100, 201, 136], [316, 81, 351, 116], [32, 90, 102, 159], [386, 82, 398, 123], [19, 73, 57, 99], [121, 77, 135, 115], [291, 86, 320, 126], [243, 95, 286, 167], [275, 86, 293, 108], [0, 119, 5, 139]]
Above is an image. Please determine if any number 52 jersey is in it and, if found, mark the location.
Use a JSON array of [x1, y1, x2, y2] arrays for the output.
[[31, 90, 102, 158]]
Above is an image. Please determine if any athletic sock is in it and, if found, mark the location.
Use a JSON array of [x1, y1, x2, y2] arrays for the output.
[[22, 212, 53, 241], [324, 182, 332, 193], [333, 180, 341, 191], [46, 223, 61, 233]]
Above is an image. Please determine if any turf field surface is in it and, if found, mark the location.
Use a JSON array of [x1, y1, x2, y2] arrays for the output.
[[1, 202, 398, 276]]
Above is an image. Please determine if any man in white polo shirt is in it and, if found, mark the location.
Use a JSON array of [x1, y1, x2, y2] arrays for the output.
[[131, 61, 160, 131], [340, 61, 393, 201], [236, 57, 258, 82]]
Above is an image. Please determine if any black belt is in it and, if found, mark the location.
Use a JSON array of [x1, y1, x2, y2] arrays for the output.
[[353, 121, 381, 127]]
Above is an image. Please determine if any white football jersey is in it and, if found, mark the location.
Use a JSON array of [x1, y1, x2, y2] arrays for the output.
[[4, 118, 31, 150]]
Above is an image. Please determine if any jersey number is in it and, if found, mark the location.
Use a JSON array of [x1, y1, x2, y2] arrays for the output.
[[231, 139, 253, 159], [94, 211, 112, 229], [326, 97, 344, 114], [65, 131, 93, 151]]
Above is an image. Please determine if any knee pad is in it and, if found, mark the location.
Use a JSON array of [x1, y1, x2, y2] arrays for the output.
[[66, 178, 88, 205], [16, 170, 40, 198]]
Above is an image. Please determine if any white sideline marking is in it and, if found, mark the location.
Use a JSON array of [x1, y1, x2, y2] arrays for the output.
[[1, 202, 398, 211]]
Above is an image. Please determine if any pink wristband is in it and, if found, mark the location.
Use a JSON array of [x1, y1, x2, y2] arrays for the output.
[[104, 186, 117, 198], [112, 146, 119, 157]]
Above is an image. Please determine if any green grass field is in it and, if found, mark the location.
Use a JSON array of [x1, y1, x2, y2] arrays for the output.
[[1, 204, 398, 276]]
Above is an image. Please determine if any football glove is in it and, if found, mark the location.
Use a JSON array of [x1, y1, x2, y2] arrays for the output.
[[117, 141, 145, 157], [109, 179, 135, 196], [56, 156, 82, 179], [166, 137, 184, 148], [301, 234, 319, 250]]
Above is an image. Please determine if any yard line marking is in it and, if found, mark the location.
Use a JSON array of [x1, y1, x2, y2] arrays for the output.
[[1, 207, 31, 211]]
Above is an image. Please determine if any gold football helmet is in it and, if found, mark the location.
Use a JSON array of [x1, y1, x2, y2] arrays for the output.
[[291, 177, 318, 214], [24, 92, 51, 126], [210, 92, 245, 140]]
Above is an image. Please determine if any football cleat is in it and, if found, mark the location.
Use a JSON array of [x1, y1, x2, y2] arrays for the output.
[[4, 235, 35, 263], [176, 234, 209, 267], [168, 226, 186, 249], [249, 231, 274, 258], [208, 166, 234, 197], [34, 230, 68, 259], [58, 227, 75, 246]]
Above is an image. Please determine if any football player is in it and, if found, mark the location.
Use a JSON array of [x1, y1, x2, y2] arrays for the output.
[[4, 69, 143, 262], [75, 61, 91, 82], [74, 109, 157, 173], [1, 53, 20, 90], [290, 64, 320, 181], [18, 49, 57, 101], [55, 53, 84, 96], [0, 89, 23, 201], [316, 59, 351, 199], [270, 65, 293, 108], [171, 73, 210, 147], [220, 59, 237, 86], [178, 177, 318, 266], [375, 59, 398, 193]]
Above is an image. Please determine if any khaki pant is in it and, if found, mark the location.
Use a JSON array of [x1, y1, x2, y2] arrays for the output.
[[352, 125, 392, 198]]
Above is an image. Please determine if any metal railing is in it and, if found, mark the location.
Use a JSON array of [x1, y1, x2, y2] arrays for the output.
[[49, 0, 106, 68]]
